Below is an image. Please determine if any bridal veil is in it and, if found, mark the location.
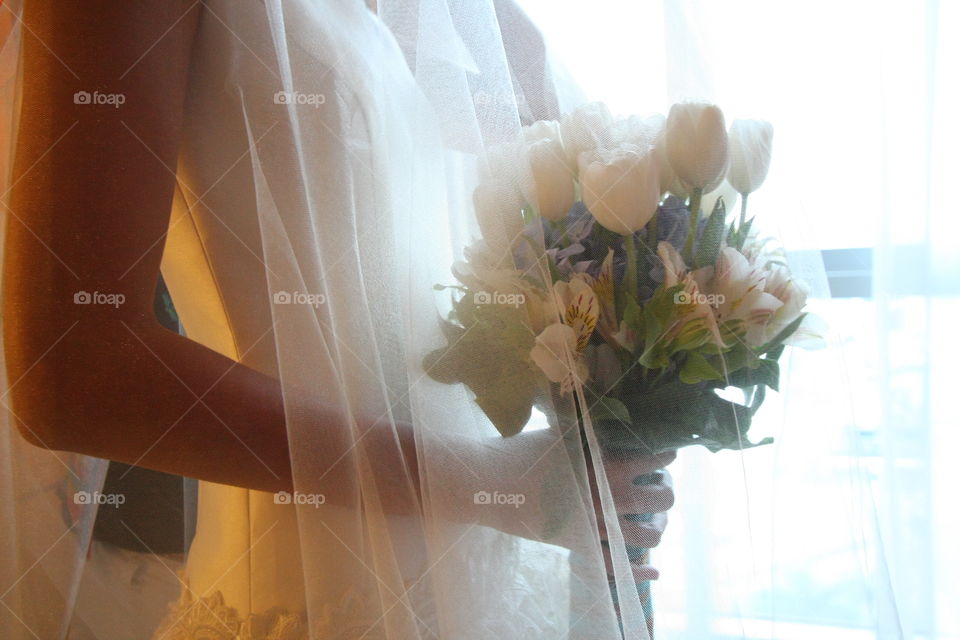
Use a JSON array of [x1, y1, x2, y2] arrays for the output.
[[0, 0, 905, 638]]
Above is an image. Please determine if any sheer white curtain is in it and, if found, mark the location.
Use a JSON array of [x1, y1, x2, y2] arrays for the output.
[[521, 0, 958, 638]]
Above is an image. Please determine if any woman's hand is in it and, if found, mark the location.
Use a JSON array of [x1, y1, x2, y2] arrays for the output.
[[590, 449, 677, 582]]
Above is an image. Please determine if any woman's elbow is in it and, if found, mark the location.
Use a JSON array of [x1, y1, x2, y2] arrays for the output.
[[2, 316, 115, 454], [3, 349, 80, 453]]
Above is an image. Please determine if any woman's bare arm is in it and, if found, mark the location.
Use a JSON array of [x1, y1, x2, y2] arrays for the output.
[[1, 1, 427, 502]]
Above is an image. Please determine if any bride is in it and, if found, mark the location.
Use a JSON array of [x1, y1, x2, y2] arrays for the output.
[[1, 1, 674, 638]]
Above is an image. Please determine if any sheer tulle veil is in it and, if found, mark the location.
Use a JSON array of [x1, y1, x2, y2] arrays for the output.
[[1, 2, 111, 637], [0, 0, 658, 636], [235, 0, 653, 635], [0, 0, 894, 638]]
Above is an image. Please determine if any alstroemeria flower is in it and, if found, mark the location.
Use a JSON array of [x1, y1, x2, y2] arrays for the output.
[[551, 274, 599, 351], [657, 242, 725, 348], [592, 249, 618, 344], [531, 274, 600, 392], [701, 247, 783, 346], [530, 323, 588, 393], [754, 266, 826, 348], [739, 241, 826, 349]]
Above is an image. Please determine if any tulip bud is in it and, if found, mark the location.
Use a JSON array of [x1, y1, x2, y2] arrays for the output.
[[520, 120, 576, 221], [726, 119, 773, 195], [606, 113, 664, 148], [580, 147, 661, 236], [665, 102, 729, 190], [559, 102, 615, 167], [473, 179, 524, 265]]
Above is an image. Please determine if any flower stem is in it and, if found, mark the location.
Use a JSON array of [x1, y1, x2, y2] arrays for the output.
[[738, 192, 749, 229], [625, 233, 639, 300], [682, 187, 704, 261], [647, 211, 658, 253], [553, 219, 570, 247]]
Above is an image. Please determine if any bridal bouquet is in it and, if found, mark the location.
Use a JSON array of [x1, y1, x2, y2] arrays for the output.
[[425, 102, 824, 455]]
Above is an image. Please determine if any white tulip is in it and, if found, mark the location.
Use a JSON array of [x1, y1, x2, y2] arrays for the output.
[[559, 102, 615, 167], [606, 113, 664, 148], [667, 174, 690, 200], [521, 120, 576, 221], [605, 114, 676, 195], [580, 147, 661, 236], [726, 118, 774, 195], [472, 179, 524, 264], [664, 102, 729, 190]]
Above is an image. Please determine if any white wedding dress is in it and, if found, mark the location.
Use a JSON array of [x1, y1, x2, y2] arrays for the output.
[[153, 2, 420, 636], [151, 1, 580, 638], [0, 1, 653, 638]]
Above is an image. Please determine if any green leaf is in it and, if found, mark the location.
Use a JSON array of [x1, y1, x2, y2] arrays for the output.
[[724, 358, 780, 391], [600, 380, 774, 454], [637, 284, 684, 368], [586, 396, 632, 425], [521, 205, 538, 225], [708, 343, 756, 376], [622, 294, 643, 334], [680, 351, 725, 384], [423, 302, 539, 437], [699, 393, 772, 453], [733, 216, 755, 251], [695, 196, 727, 268], [749, 384, 767, 416], [756, 312, 807, 356]]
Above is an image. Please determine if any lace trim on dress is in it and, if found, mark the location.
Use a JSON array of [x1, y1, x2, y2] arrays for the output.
[[151, 583, 308, 640], [151, 575, 396, 640]]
